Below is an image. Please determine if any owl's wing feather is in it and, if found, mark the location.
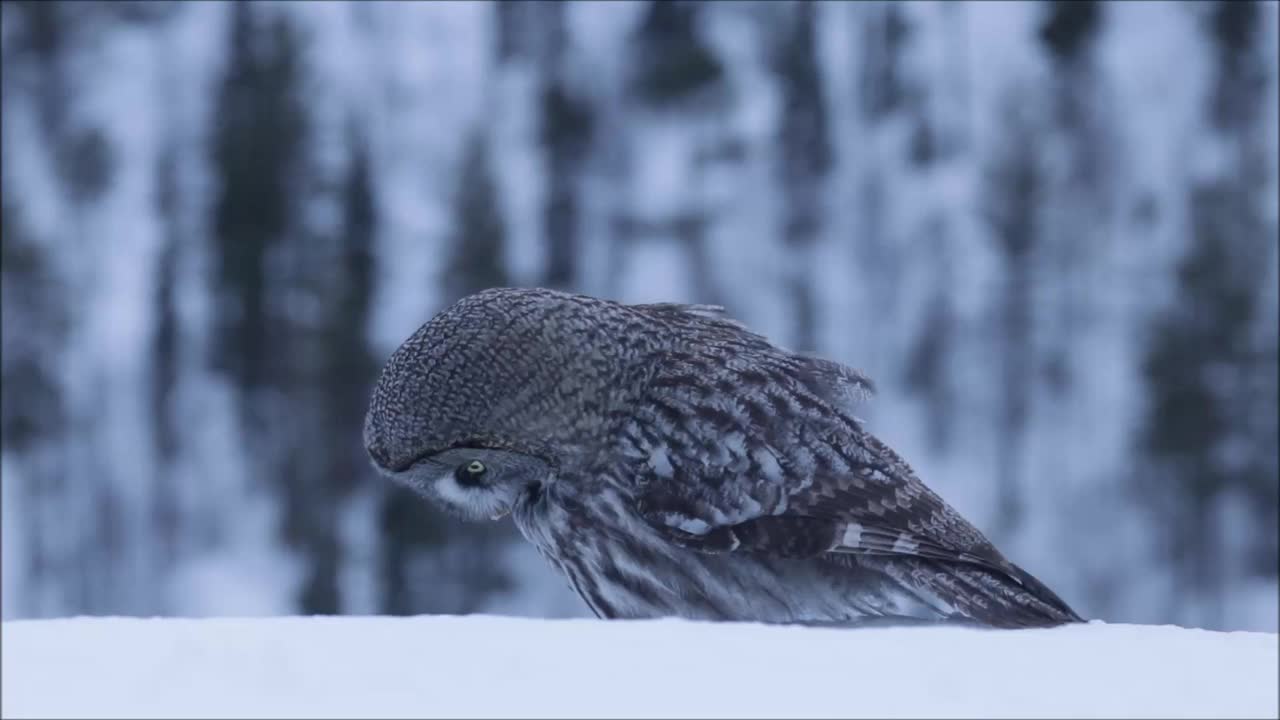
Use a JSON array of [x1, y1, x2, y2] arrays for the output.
[[633, 379, 1079, 621], [637, 471, 1081, 624], [637, 467, 1016, 578], [633, 303, 876, 402], [627, 304, 1079, 623]]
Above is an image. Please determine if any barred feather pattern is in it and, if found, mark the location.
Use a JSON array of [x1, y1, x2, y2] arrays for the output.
[[367, 288, 1083, 628]]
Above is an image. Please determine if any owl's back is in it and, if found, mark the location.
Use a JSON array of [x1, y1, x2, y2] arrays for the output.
[[517, 301, 1082, 628]]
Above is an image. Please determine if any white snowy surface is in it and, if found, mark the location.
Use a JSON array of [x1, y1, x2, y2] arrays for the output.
[[2, 616, 1276, 719]]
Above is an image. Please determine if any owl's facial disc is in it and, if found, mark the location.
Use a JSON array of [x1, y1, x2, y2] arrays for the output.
[[381, 447, 550, 523]]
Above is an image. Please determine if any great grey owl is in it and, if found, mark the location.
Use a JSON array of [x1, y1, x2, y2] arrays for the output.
[[364, 287, 1082, 628]]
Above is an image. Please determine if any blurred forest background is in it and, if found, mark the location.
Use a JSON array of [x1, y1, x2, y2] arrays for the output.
[[1, 0, 1276, 631]]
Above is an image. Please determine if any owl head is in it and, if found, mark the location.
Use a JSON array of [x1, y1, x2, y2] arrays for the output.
[[363, 287, 651, 521]]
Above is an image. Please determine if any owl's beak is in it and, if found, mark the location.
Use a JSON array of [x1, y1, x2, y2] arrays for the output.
[[491, 508, 511, 521]]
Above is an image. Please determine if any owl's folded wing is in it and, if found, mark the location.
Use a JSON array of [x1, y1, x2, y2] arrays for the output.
[[633, 456, 1080, 624], [632, 426, 1059, 600], [635, 462, 1016, 579]]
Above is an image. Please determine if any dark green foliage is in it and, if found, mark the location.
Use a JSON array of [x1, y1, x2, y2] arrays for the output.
[[0, 192, 72, 618], [209, 4, 370, 614], [1207, 1, 1268, 131], [210, 2, 306, 394], [321, 135, 379, 497], [1138, 0, 1278, 610], [1243, 329, 1279, 576], [1142, 188, 1264, 464], [495, 0, 565, 65], [539, 83, 594, 183], [528, 0, 593, 291], [293, 132, 384, 615], [540, 78, 594, 290], [1211, 0, 1259, 64], [629, 1, 725, 107], [150, 149, 180, 464], [333, 137, 378, 386], [58, 127, 114, 204], [270, 132, 382, 615], [96, 0, 179, 26], [774, 0, 832, 196], [859, 4, 911, 120], [772, 0, 831, 353], [0, 195, 66, 453], [149, 147, 181, 556], [443, 132, 508, 303], [376, 129, 517, 616], [1139, 182, 1275, 604], [1039, 1, 1101, 63], [378, 487, 450, 615], [4, 1, 72, 65], [495, 0, 526, 63], [3, 1, 173, 123], [982, 93, 1045, 542], [903, 282, 957, 453], [4, 2, 102, 184]]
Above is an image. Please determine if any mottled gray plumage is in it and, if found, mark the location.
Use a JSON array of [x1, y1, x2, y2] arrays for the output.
[[364, 287, 1083, 628]]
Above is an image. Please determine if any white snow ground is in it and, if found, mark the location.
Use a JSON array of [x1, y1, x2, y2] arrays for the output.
[[2, 615, 1276, 719]]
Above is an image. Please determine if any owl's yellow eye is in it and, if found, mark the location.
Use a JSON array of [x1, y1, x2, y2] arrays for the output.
[[455, 459, 488, 487]]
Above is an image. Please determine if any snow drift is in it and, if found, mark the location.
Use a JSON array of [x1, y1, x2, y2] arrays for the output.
[[3, 615, 1275, 719]]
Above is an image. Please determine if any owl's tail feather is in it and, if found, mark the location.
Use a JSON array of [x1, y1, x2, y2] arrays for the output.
[[882, 557, 1083, 629], [1000, 561, 1085, 624], [942, 560, 1083, 628]]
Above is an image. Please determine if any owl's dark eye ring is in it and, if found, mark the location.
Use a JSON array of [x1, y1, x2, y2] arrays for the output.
[[456, 460, 487, 486]]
